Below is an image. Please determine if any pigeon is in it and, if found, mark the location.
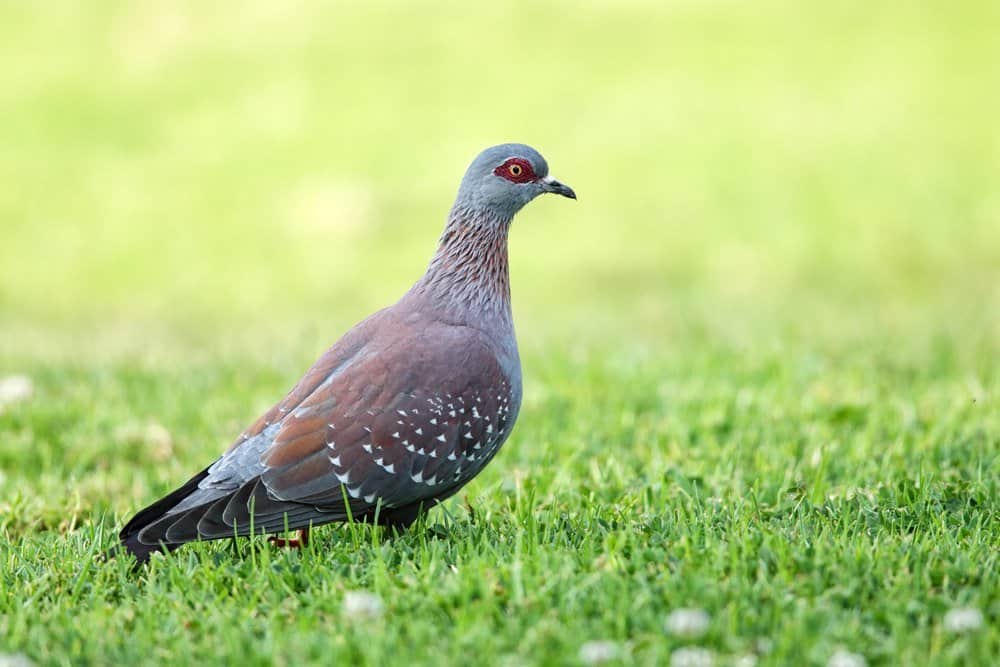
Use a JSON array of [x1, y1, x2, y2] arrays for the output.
[[115, 143, 575, 563]]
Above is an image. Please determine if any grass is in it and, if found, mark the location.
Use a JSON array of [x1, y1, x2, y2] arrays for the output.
[[1, 1, 999, 665]]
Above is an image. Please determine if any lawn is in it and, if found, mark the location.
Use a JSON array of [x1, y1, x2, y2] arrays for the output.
[[1, 1, 998, 665]]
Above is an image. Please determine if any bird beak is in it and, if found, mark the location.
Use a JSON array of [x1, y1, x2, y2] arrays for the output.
[[541, 175, 576, 200]]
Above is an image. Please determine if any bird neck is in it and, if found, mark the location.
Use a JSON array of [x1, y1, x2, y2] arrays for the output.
[[408, 204, 514, 332]]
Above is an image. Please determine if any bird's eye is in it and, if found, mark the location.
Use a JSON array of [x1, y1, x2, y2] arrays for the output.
[[494, 158, 535, 183]]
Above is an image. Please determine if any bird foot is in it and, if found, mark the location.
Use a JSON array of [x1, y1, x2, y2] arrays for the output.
[[268, 528, 310, 549]]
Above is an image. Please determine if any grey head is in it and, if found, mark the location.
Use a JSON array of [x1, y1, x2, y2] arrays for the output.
[[453, 143, 576, 219]]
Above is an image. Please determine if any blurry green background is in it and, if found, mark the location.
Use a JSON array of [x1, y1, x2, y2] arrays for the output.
[[1, 1, 999, 664], [3, 0, 997, 358]]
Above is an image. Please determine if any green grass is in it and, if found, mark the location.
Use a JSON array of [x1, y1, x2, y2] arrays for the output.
[[1, 1, 998, 665]]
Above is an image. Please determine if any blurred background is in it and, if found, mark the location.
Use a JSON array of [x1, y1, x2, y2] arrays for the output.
[[2, 0, 998, 357], [1, 1, 998, 508]]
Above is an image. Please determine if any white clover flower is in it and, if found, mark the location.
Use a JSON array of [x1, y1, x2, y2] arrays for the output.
[[0, 375, 33, 407], [664, 608, 711, 638], [341, 591, 384, 619], [827, 649, 867, 667], [0, 654, 34, 667], [578, 640, 621, 664], [943, 607, 984, 634], [733, 654, 758, 667], [669, 647, 713, 667]]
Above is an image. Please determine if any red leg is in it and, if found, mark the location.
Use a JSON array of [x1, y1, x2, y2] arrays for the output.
[[268, 528, 310, 549]]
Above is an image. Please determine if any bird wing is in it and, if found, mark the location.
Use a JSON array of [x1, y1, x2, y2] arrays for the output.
[[130, 318, 518, 545], [259, 323, 518, 511]]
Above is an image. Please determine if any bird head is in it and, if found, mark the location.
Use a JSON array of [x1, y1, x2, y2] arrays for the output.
[[455, 143, 576, 218]]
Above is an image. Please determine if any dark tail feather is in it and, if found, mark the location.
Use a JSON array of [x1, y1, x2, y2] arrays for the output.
[[112, 466, 213, 564], [105, 534, 182, 565]]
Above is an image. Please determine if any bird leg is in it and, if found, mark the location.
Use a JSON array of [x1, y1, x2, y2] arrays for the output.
[[268, 528, 310, 549]]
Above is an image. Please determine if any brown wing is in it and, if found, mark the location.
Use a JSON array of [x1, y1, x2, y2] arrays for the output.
[[260, 326, 519, 512]]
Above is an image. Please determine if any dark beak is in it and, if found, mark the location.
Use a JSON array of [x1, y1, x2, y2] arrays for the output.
[[542, 176, 576, 200]]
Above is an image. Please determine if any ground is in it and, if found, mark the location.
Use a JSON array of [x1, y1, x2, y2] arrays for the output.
[[1, 1, 998, 665]]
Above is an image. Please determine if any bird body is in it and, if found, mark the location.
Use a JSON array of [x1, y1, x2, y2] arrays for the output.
[[117, 144, 575, 562]]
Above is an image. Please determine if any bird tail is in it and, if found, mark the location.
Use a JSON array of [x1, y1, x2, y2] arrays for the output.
[[112, 466, 212, 564], [105, 534, 182, 565]]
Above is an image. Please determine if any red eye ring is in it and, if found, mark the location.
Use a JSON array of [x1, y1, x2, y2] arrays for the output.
[[494, 157, 535, 183]]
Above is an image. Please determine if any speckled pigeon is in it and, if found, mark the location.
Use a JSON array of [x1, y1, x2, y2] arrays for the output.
[[116, 144, 575, 562]]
